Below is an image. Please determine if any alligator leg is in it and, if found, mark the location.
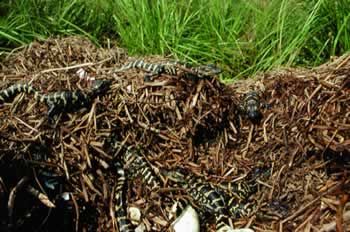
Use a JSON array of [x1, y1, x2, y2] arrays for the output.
[[47, 104, 59, 124], [215, 214, 232, 231], [144, 72, 161, 82]]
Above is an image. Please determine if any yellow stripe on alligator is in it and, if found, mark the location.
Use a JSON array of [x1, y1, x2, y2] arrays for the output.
[[9, 85, 16, 95], [3, 90, 9, 98], [150, 64, 158, 72], [115, 204, 122, 211], [141, 167, 149, 176], [26, 85, 32, 93], [34, 91, 41, 102], [53, 92, 59, 103], [134, 59, 142, 68], [39, 95, 46, 103], [72, 92, 78, 102], [203, 189, 216, 198], [61, 92, 67, 106]]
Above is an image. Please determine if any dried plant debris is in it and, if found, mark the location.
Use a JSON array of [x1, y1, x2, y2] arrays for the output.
[[0, 36, 349, 232]]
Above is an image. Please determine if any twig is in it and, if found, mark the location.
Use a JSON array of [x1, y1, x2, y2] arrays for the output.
[[41, 62, 94, 73], [279, 183, 342, 232], [282, 125, 290, 156], [269, 165, 286, 200], [336, 194, 348, 232], [71, 193, 80, 232], [26, 185, 55, 208], [8, 176, 29, 228], [320, 211, 350, 232], [14, 116, 38, 132], [242, 124, 254, 158]]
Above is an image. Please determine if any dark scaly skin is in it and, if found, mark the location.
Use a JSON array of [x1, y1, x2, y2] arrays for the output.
[[214, 181, 257, 219], [215, 214, 231, 231], [107, 142, 159, 230], [113, 164, 134, 232], [170, 62, 223, 78], [36, 79, 111, 119], [164, 169, 265, 229], [111, 141, 160, 190], [214, 181, 257, 201], [0, 80, 111, 119], [163, 169, 230, 229], [216, 167, 271, 219], [111, 59, 165, 79], [239, 91, 262, 124], [0, 83, 37, 103], [123, 147, 160, 190], [161, 60, 223, 78], [111, 59, 223, 81], [227, 199, 257, 219]]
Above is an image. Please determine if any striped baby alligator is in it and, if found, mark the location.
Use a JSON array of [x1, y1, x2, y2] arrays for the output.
[[215, 181, 257, 219], [111, 59, 223, 81], [122, 146, 160, 190], [113, 163, 134, 232], [112, 156, 160, 232], [91, 153, 135, 231], [238, 90, 263, 124], [110, 141, 160, 190], [107, 141, 160, 231], [163, 169, 261, 230], [0, 80, 111, 120], [163, 169, 234, 231]]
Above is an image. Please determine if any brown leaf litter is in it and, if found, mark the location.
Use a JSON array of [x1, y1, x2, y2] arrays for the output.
[[0, 36, 349, 232]]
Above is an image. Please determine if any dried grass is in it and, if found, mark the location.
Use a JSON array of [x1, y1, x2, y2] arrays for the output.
[[0, 36, 349, 232]]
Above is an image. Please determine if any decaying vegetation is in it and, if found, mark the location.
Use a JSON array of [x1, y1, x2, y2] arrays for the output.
[[0, 36, 349, 231]]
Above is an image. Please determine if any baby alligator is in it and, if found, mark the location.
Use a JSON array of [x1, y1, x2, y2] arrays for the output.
[[163, 169, 265, 230], [107, 142, 160, 231], [213, 181, 256, 219], [0, 80, 111, 120], [113, 163, 134, 232], [163, 169, 230, 231], [238, 91, 263, 124], [111, 59, 223, 81], [123, 147, 160, 190], [217, 166, 271, 219], [111, 141, 160, 190]]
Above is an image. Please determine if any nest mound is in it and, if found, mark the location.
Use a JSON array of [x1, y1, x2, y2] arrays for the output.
[[0, 36, 349, 232]]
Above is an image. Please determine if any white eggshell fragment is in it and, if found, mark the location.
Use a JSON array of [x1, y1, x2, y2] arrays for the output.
[[217, 226, 254, 232], [169, 201, 179, 220], [135, 223, 146, 232], [128, 206, 142, 224], [171, 205, 200, 232]]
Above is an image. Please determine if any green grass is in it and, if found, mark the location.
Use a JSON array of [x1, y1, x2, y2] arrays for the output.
[[1, 0, 350, 79]]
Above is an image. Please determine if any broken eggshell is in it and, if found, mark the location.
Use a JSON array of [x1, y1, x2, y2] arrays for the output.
[[171, 205, 200, 232], [128, 206, 142, 225], [217, 226, 254, 232]]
